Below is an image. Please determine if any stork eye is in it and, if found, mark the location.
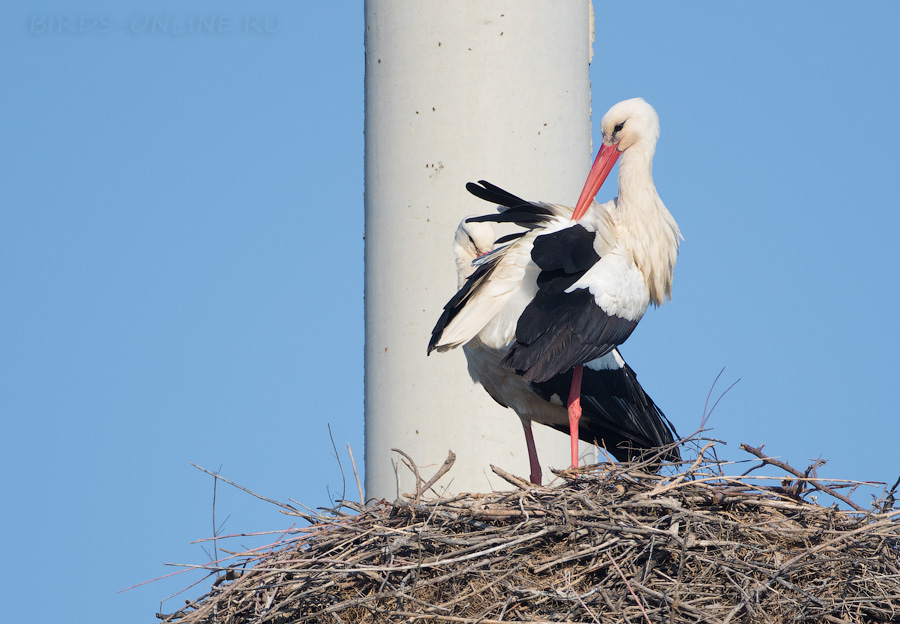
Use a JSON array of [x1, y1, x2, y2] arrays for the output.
[[613, 121, 625, 134]]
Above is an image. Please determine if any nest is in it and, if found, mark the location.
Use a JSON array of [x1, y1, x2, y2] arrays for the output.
[[158, 439, 900, 623]]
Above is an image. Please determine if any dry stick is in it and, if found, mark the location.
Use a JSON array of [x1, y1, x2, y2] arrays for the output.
[[606, 552, 652, 624], [210, 466, 220, 580], [347, 443, 364, 505], [284, 498, 338, 523], [191, 528, 317, 543], [391, 448, 425, 499], [416, 450, 457, 499], [700, 368, 726, 429], [645, 441, 716, 496], [490, 464, 534, 490], [118, 566, 202, 593], [261, 524, 296, 565], [885, 475, 900, 505], [739, 443, 866, 512], [327, 423, 347, 505], [564, 570, 601, 624], [700, 367, 740, 429], [190, 463, 298, 512]]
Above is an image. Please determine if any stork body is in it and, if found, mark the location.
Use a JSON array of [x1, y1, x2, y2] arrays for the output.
[[451, 220, 679, 484], [429, 99, 681, 472]]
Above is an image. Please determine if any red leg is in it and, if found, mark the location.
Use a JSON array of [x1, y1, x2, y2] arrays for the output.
[[521, 419, 542, 485], [567, 365, 583, 469]]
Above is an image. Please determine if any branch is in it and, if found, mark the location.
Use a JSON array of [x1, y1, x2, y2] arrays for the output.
[[738, 443, 865, 512], [417, 450, 457, 498], [190, 464, 298, 513]]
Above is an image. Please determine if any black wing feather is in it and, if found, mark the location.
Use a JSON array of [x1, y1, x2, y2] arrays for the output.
[[494, 231, 527, 245], [466, 181, 557, 228], [465, 180, 531, 208], [531, 363, 680, 462], [530, 226, 600, 275], [505, 290, 638, 382], [502, 225, 639, 382]]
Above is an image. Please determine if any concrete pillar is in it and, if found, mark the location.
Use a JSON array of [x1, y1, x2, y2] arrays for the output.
[[364, 1, 594, 499]]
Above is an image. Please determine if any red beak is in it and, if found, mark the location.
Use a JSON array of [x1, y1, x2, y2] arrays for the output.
[[571, 143, 620, 221]]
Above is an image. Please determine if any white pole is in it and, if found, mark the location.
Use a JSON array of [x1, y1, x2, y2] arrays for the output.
[[364, 1, 595, 499]]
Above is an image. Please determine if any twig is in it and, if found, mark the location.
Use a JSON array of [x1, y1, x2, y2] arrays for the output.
[[391, 448, 424, 499], [564, 570, 601, 624], [606, 552, 652, 624], [645, 440, 716, 495], [347, 443, 364, 505], [490, 464, 534, 491], [739, 443, 866, 511], [417, 450, 457, 498], [701, 367, 740, 428], [190, 463, 297, 512], [211, 465, 221, 578], [327, 423, 347, 507]]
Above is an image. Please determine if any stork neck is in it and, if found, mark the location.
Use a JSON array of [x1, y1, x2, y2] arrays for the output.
[[612, 140, 680, 306], [616, 142, 657, 211]]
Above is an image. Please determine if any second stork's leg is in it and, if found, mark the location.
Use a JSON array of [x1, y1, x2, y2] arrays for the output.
[[566, 364, 584, 469], [520, 419, 542, 485]]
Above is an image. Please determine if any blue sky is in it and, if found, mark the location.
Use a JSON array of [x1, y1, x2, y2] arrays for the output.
[[2, 2, 899, 623]]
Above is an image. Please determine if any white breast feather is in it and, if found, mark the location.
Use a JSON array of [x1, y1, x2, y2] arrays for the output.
[[580, 200, 618, 256], [566, 248, 650, 322]]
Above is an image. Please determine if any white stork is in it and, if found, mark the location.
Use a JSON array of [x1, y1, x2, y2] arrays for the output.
[[429, 98, 681, 473], [451, 219, 679, 485]]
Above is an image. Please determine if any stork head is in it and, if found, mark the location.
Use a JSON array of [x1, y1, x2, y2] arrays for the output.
[[600, 97, 660, 153], [453, 219, 495, 286], [572, 98, 660, 220]]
